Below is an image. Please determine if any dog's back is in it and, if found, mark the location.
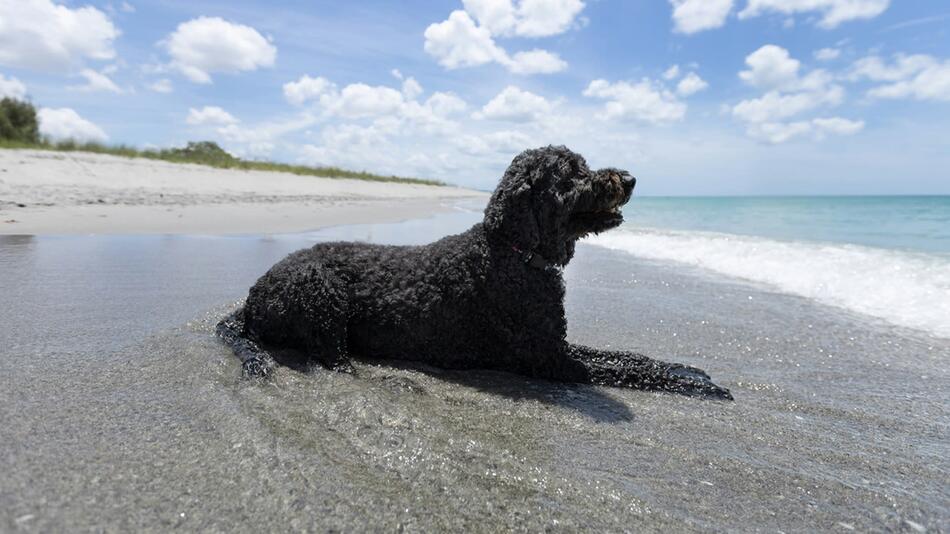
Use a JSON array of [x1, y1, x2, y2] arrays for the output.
[[237, 226, 507, 368]]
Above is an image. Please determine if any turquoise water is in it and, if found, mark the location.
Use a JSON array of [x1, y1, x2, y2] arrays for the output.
[[588, 196, 950, 338], [624, 196, 950, 254]]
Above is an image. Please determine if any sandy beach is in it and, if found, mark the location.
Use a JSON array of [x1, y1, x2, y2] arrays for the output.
[[0, 149, 487, 235]]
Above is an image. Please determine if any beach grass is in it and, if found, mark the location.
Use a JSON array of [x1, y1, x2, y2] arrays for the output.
[[0, 139, 446, 186]]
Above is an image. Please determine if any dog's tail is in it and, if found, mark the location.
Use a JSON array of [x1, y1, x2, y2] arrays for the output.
[[215, 307, 273, 377]]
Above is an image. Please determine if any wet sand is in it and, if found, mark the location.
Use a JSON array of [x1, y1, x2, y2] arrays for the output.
[[1, 211, 947, 532]]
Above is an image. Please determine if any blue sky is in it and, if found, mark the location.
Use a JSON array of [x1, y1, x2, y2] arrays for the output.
[[1, 0, 948, 194]]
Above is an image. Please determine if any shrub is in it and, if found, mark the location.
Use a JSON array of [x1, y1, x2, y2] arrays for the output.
[[1, 130, 444, 186], [0, 98, 40, 144], [162, 141, 238, 166]]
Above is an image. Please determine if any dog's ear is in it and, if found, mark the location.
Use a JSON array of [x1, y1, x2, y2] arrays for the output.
[[484, 145, 586, 251], [484, 179, 540, 249]]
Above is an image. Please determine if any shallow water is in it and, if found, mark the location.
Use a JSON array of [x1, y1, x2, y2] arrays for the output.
[[624, 196, 950, 253], [1, 210, 948, 532], [605, 196, 950, 339]]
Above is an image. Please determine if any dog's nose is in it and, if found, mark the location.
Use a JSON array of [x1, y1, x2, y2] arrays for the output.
[[623, 173, 636, 191], [617, 172, 636, 205]]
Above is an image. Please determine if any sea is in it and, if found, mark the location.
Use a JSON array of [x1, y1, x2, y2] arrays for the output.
[[596, 195, 950, 338], [1, 195, 947, 531]]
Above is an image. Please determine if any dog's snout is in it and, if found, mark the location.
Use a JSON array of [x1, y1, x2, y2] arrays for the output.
[[619, 172, 635, 202], [623, 173, 636, 191]]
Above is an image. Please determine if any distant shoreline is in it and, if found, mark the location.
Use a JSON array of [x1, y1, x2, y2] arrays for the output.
[[0, 149, 487, 235], [0, 141, 445, 186]]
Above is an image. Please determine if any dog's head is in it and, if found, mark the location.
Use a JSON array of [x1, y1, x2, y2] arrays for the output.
[[483, 145, 636, 266]]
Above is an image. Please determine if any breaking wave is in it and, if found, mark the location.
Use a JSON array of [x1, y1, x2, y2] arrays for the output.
[[587, 227, 950, 338]]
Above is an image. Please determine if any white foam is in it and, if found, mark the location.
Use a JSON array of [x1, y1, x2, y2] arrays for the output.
[[587, 227, 950, 338]]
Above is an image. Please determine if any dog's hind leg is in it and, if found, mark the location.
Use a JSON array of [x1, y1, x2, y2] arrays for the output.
[[241, 263, 354, 374], [216, 308, 275, 378], [274, 267, 353, 373], [563, 344, 733, 400], [297, 291, 353, 373]]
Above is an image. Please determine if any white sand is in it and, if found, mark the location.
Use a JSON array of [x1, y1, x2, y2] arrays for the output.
[[0, 149, 487, 235]]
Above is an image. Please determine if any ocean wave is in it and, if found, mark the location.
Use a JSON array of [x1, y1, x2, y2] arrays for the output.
[[587, 227, 950, 338]]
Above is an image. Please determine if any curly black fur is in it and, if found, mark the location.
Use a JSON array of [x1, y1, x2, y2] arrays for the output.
[[218, 146, 732, 400]]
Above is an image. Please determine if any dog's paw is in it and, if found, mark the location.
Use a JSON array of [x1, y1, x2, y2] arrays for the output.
[[664, 364, 733, 401], [242, 357, 272, 379]]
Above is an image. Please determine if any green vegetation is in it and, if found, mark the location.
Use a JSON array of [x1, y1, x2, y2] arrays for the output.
[[0, 98, 444, 186], [0, 98, 41, 144]]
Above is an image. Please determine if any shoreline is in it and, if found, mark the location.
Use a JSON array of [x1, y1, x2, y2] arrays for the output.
[[1, 198, 482, 236], [0, 149, 487, 235]]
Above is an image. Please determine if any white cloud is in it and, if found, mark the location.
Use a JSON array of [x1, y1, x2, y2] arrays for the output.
[[120, 2, 134, 13], [423, 6, 569, 75], [740, 45, 839, 94], [333, 84, 405, 119], [732, 87, 843, 123], [148, 79, 173, 93], [71, 69, 122, 93], [0, 0, 118, 72], [849, 54, 950, 101], [401, 77, 423, 100], [732, 45, 856, 143], [812, 117, 864, 135], [738, 0, 889, 29], [663, 65, 681, 80], [676, 72, 708, 96], [748, 121, 812, 143], [462, 0, 518, 35], [455, 130, 534, 156], [849, 54, 934, 82], [814, 47, 841, 61], [462, 0, 585, 37], [186, 106, 239, 126], [0, 74, 27, 99], [483, 130, 533, 152], [424, 11, 506, 69], [260, 74, 466, 154], [583, 79, 686, 123], [299, 122, 396, 170], [38, 107, 108, 142], [295, 112, 477, 182], [283, 75, 336, 106], [848, 54, 950, 102], [280, 74, 469, 138], [746, 116, 864, 144], [506, 49, 567, 74], [508, 0, 586, 37], [164, 17, 276, 84], [739, 45, 801, 90], [425, 92, 468, 116], [669, 0, 734, 34], [474, 86, 553, 121], [871, 77, 949, 101]]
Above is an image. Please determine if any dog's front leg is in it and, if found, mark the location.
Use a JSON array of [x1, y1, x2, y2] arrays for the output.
[[564, 344, 733, 400]]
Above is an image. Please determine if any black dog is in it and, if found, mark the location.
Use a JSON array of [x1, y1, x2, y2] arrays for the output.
[[218, 146, 731, 400]]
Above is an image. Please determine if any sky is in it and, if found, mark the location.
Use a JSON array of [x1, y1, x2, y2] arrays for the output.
[[1, 0, 948, 195]]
